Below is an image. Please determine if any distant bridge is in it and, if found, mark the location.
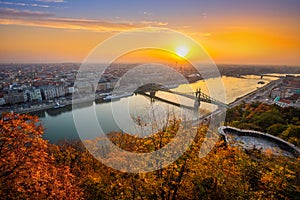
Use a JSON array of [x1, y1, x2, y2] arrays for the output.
[[260, 74, 284, 79], [136, 83, 228, 110]]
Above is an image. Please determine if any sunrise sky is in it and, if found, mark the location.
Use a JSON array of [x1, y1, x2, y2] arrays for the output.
[[0, 0, 299, 65]]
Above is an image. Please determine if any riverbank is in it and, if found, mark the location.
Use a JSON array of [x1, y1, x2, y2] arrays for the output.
[[228, 78, 282, 108], [1, 75, 281, 115], [196, 77, 283, 126], [0, 92, 107, 115]]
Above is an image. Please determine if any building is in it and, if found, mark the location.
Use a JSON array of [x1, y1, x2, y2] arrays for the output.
[[275, 99, 291, 108], [97, 81, 113, 91], [40, 85, 67, 100], [76, 82, 94, 93], [56, 85, 66, 97], [68, 86, 75, 94], [4, 90, 25, 104], [40, 86, 58, 100], [0, 93, 5, 106], [270, 88, 282, 99], [23, 87, 42, 102]]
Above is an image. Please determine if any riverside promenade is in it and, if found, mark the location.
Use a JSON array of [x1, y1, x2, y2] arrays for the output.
[[198, 77, 283, 123], [228, 77, 282, 108]]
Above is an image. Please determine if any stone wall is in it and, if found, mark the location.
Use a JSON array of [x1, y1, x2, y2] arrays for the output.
[[218, 126, 300, 158]]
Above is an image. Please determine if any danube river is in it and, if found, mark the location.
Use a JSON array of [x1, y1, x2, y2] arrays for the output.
[[36, 75, 277, 143]]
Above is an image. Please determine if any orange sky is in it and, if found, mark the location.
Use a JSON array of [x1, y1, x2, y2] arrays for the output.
[[0, 1, 299, 65]]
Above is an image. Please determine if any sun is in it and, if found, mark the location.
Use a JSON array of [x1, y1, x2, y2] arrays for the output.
[[175, 46, 189, 58]]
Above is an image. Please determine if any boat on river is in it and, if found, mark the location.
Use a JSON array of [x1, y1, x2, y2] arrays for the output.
[[53, 102, 65, 109], [103, 93, 133, 101]]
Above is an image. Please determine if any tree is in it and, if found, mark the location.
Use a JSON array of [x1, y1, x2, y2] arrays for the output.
[[280, 125, 300, 146], [253, 111, 285, 131], [267, 123, 287, 136], [0, 113, 83, 199]]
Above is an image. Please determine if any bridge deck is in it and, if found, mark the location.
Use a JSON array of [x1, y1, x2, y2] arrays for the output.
[[136, 83, 228, 108], [139, 92, 196, 110], [161, 89, 228, 108]]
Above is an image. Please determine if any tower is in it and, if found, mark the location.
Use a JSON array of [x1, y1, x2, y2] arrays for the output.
[[194, 88, 201, 109]]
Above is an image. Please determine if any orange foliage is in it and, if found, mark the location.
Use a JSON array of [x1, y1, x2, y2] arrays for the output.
[[0, 113, 83, 199], [1, 112, 299, 199]]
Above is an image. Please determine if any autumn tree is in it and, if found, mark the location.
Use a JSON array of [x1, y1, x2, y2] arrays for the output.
[[267, 123, 287, 136], [26, 104, 299, 200], [280, 125, 300, 146], [0, 113, 83, 199], [226, 102, 300, 144]]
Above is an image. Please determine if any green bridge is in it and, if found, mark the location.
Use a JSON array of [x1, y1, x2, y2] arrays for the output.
[[135, 83, 228, 110]]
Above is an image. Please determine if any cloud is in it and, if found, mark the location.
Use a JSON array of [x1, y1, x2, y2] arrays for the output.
[[201, 12, 207, 19], [0, 1, 50, 8], [189, 32, 212, 37], [142, 11, 153, 16], [36, 0, 64, 3], [0, 8, 53, 18], [202, 33, 211, 37], [0, 8, 168, 32]]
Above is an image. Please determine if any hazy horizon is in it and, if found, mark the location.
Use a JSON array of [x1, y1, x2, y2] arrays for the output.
[[0, 61, 299, 67]]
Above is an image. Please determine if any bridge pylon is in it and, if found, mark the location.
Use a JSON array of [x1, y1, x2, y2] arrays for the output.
[[150, 91, 156, 103], [194, 88, 201, 109]]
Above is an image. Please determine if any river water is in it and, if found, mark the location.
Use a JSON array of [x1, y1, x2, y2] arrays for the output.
[[37, 75, 277, 143]]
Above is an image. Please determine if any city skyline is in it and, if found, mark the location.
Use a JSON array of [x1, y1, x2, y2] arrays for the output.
[[0, 0, 300, 65]]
